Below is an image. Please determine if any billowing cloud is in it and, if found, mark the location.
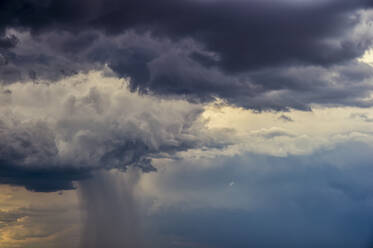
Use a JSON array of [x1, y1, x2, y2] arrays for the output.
[[0, 69, 229, 191]]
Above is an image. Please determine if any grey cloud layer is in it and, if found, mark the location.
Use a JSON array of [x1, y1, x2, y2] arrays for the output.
[[1, 0, 373, 110], [0, 0, 371, 69]]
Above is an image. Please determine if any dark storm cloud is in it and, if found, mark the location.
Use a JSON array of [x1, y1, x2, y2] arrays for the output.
[[0, 75, 230, 191], [0, 34, 18, 49], [0, 0, 371, 69], [0, 162, 90, 192], [0, 0, 373, 110]]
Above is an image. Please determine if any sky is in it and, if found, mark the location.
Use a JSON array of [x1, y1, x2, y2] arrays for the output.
[[1, 0, 373, 247]]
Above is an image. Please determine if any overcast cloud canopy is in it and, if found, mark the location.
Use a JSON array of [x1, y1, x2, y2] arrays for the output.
[[0, 0, 373, 110]]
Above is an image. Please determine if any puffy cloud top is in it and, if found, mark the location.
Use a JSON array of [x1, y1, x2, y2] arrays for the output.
[[0, 70, 228, 191]]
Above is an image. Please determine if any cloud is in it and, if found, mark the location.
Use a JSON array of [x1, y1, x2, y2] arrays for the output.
[[1, 1, 373, 110], [350, 113, 373, 122], [0, 70, 229, 191], [0, 205, 79, 248], [199, 104, 373, 159], [278, 115, 294, 122], [0, 0, 372, 69], [2, 1, 373, 247], [0, 34, 18, 49], [0, 185, 80, 248]]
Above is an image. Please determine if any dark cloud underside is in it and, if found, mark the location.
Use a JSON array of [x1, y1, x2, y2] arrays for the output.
[[0, 0, 370, 69], [0, 162, 90, 192], [0, 0, 372, 110]]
